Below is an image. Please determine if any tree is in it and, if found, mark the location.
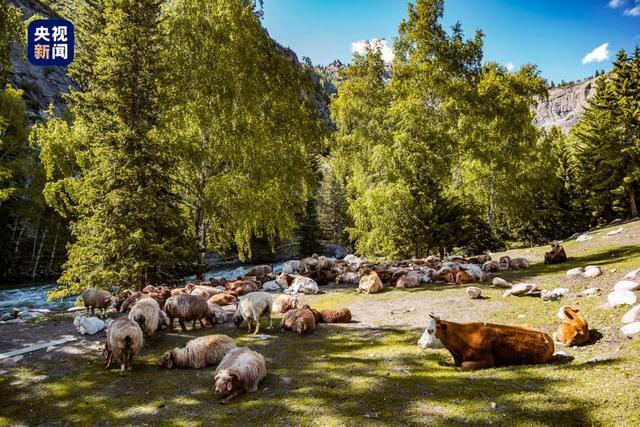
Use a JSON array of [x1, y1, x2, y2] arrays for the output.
[[0, 0, 23, 88], [39, 0, 196, 297], [574, 49, 640, 220], [160, 0, 324, 259]]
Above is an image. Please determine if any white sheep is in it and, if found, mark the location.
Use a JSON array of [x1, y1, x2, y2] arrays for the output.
[[277, 273, 318, 295], [232, 291, 273, 334], [214, 347, 267, 404], [73, 315, 106, 335], [104, 317, 144, 372], [128, 297, 162, 337], [272, 294, 298, 313], [158, 335, 237, 369]]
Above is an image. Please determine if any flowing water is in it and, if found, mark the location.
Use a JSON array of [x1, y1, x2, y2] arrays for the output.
[[0, 262, 286, 311]]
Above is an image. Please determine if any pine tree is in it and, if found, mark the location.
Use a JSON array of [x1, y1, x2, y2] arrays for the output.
[[41, 0, 196, 296]]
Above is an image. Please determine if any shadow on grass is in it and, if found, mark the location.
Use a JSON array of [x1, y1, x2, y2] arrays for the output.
[[0, 323, 602, 426]]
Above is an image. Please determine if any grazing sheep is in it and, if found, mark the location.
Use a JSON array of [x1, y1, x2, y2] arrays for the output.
[[128, 297, 162, 337], [358, 270, 383, 294], [278, 274, 319, 295], [103, 317, 144, 372], [280, 305, 316, 335], [232, 292, 273, 334], [226, 280, 259, 296], [214, 347, 267, 404], [159, 335, 237, 369], [272, 295, 298, 313], [208, 292, 238, 307], [81, 288, 114, 318], [396, 271, 421, 289], [119, 291, 145, 313], [319, 308, 352, 323], [208, 303, 227, 324], [554, 306, 589, 346], [246, 265, 272, 277], [164, 294, 216, 332], [147, 288, 172, 309]]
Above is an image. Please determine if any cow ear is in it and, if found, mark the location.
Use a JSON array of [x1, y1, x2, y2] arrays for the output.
[[428, 312, 440, 321], [563, 307, 575, 320], [572, 307, 580, 312]]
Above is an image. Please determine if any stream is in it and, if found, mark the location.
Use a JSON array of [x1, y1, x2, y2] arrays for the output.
[[0, 262, 286, 311]]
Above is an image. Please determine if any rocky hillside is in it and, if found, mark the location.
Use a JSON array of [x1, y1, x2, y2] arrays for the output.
[[534, 77, 597, 133]]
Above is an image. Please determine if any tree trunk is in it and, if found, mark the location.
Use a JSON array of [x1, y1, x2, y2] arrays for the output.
[[14, 224, 24, 254], [31, 216, 41, 261], [47, 223, 61, 275], [630, 189, 638, 218], [32, 227, 47, 279]]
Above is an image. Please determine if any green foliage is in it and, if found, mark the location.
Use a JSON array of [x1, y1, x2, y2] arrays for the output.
[[317, 158, 350, 245], [0, 0, 23, 88], [0, 86, 29, 202], [573, 48, 640, 221]]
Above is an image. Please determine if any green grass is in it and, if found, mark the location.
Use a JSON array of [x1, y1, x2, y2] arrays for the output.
[[1, 221, 640, 426]]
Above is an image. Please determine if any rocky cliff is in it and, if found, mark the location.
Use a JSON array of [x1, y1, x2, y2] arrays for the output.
[[533, 77, 597, 133]]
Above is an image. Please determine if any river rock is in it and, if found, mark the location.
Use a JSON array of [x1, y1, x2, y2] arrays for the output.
[[343, 254, 363, 267], [608, 290, 637, 308], [614, 280, 640, 292], [492, 277, 510, 288], [466, 287, 482, 299], [622, 305, 640, 324], [552, 287, 570, 297], [620, 322, 640, 338], [576, 234, 592, 243], [67, 306, 85, 313], [541, 290, 560, 301], [580, 287, 601, 296], [584, 266, 602, 278], [262, 280, 280, 292], [503, 283, 536, 297], [0, 312, 15, 321], [566, 267, 584, 278], [19, 311, 44, 321], [624, 268, 640, 280], [324, 243, 348, 260]]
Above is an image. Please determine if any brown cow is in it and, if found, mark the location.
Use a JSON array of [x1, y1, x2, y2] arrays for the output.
[[429, 313, 554, 370], [544, 241, 568, 264], [554, 306, 589, 346]]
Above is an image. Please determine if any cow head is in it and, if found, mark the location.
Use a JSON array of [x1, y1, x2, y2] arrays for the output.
[[419, 314, 444, 349], [557, 305, 579, 321]]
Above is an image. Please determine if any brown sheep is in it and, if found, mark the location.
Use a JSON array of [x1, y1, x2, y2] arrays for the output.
[[226, 280, 259, 296], [159, 335, 237, 369], [319, 308, 352, 323], [81, 288, 115, 318], [280, 305, 316, 335], [128, 297, 162, 337], [103, 317, 144, 373], [208, 292, 238, 307], [482, 260, 500, 273], [544, 241, 568, 264], [455, 270, 475, 287], [214, 347, 267, 404], [358, 270, 383, 294], [271, 295, 298, 313], [246, 265, 272, 277], [119, 291, 146, 313], [164, 294, 216, 332], [190, 285, 219, 301], [477, 254, 492, 264], [396, 271, 421, 289]]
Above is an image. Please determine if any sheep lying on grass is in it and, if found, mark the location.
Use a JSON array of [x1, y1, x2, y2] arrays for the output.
[[159, 335, 237, 369], [103, 318, 144, 373], [164, 294, 216, 332], [81, 288, 115, 318], [272, 295, 298, 313], [319, 308, 352, 323], [128, 297, 163, 337], [214, 347, 266, 404], [281, 305, 316, 335], [233, 292, 273, 334], [208, 292, 238, 307], [73, 315, 106, 335]]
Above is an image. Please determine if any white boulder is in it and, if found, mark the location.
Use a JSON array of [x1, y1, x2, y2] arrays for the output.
[[607, 227, 624, 236], [614, 280, 640, 292], [541, 290, 560, 301], [503, 283, 536, 297], [620, 322, 640, 338], [622, 305, 640, 324], [552, 287, 570, 297], [576, 234, 593, 243], [583, 266, 602, 278], [492, 277, 510, 288], [608, 290, 638, 308], [466, 287, 482, 299], [580, 287, 601, 296], [624, 268, 640, 280]]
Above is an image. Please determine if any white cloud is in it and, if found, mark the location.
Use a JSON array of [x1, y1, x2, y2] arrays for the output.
[[351, 39, 394, 63], [582, 43, 610, 64], [505, 62, 514, 72], [623, 4, 640, 15], [609, 0, 626, 8]]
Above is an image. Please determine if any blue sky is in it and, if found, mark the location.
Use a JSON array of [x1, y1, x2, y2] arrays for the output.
[[262, 0, 640, 83]]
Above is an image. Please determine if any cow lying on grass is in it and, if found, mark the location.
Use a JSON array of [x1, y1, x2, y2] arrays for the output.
[[428, 313, 554, 370]]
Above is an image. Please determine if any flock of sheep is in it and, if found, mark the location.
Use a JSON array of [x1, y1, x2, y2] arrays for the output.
[[77, 249, 561, 402]]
